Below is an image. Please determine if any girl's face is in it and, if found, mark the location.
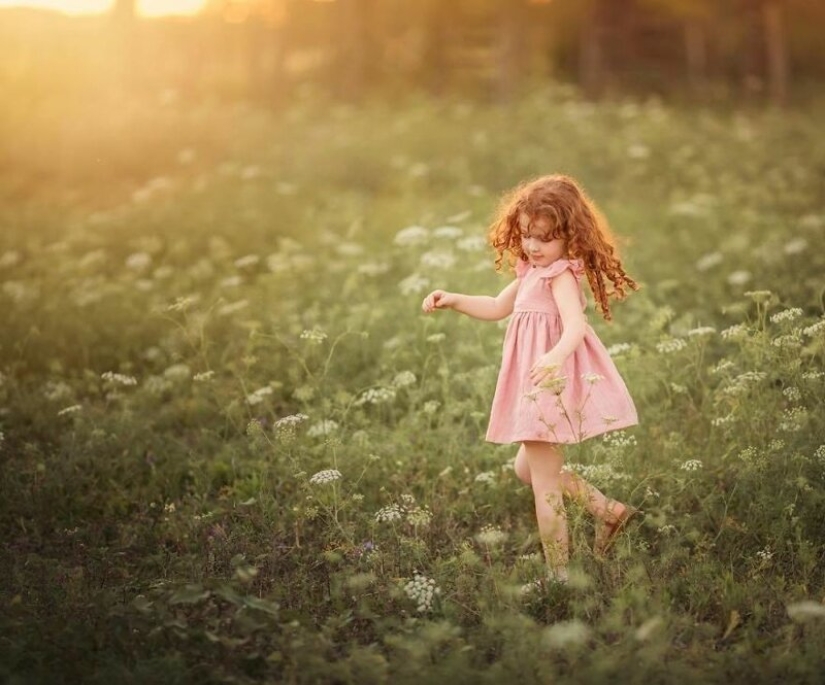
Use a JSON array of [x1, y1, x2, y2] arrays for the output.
[[518, 213, 567, 267]]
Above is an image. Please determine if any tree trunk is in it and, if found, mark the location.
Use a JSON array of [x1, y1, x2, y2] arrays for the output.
[[579, 0, 604, 99], [684, 17, 707, 97], [762, 0, 789, 106], [497, 0, 529, 103]]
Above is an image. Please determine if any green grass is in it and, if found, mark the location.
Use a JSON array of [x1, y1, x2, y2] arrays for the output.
[[1, 86, 825, 684]]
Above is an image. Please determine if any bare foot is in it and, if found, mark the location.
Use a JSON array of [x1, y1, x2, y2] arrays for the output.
[[594, 501, 638, 556]]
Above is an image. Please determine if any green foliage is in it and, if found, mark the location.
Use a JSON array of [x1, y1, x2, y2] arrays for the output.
[[1, 88, 825, 683]]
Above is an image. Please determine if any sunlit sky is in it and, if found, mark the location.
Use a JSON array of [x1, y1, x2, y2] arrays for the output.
[[0, 0, 207, 17]]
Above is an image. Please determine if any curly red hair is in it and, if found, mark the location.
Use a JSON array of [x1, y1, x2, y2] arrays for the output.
[[488, 174, 638, 320]]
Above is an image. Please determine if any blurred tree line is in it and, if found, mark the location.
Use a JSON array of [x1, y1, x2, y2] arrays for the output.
[[3, 0, 824, 105]]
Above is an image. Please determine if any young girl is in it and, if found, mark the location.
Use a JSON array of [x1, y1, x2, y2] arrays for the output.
[[422, 174, 639, 583]]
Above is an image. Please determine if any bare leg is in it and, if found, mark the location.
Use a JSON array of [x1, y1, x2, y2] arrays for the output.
[[514, 445, 628, 523], [522, 441, 568, 580]]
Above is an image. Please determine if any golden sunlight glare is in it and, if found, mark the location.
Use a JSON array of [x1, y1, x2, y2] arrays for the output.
[[0, 0, 208, 17]]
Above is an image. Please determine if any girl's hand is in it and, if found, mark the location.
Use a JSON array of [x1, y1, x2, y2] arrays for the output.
[[422, 290, 456, 313], [529, 352, 563, 387]]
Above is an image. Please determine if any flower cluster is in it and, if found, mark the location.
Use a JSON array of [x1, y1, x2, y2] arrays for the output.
[[300, 328, 328, 344], [307, 420, 339, 438], [57, 404, 82, 416], [581, 372, 605, 385], [392, 371, 417, 388], [802, 320, 825, 337], [399, 273, 430, 296], [770, 308, 803, 324], [720, 371, 767, 396], [474, 471, 497, 484], [475, 525, 507, 547], [246, 386, 274, 406], [193, 370, 214, 382], [606, 342, 633, 357], [394, 225, 429, 246], [687, 326, 716, 337], [374, 504, 404, 522], [403, 573, 441, 613], [771, 333, 802, 349], [680, 459, 703, 472], [354, 387, 397, 407], [721, 324, 749, 340], [309, 469, 342, 485], [656, 338, 687, 354], [779, 407, 807, 432], [101, 372, 137, 386], [275, 413, 309, 429], [602, 431, 637, 449]]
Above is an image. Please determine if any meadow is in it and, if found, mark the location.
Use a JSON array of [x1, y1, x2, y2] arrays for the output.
[[1, 86, 825, 684]]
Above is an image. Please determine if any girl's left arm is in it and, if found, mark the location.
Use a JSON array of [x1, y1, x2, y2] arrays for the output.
[[529, 271, 587, 385]]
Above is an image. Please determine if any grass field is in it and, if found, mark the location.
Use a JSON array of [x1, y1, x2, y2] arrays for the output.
[[1, 86, 825, 684]]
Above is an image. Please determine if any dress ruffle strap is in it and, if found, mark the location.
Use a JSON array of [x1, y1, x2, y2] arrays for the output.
[[532, 258, 585, 282]]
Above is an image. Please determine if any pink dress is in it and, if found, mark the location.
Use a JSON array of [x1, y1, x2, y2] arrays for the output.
[[485, 258, 638, 445]]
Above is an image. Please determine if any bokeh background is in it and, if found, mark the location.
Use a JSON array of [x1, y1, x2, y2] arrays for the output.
[[2, 2, 825, 684]]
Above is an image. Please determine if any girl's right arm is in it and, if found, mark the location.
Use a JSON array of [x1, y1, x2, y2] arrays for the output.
[[421, 279, 519, 321]]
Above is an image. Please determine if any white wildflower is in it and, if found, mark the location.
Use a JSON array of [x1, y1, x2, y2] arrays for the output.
[[606, 342, 633, 357], [627, 143, 650, 159], [680, 459, 703, 472], [374, 504, 404, 523], [721, 324, 749, 339], [475, 525, 508, 546], [193, 371, 215, 382], [399, 273, 431, 296], [300, 328, 328, 344], [57, 404, 82, 416], [711, 360, 735, 374], [422, 400, 441, 415], [712, 414, 734, 427], [357, 261, 390, 276], [802, 370, 825, 381], [771, 333, 802, 349], [456, 235, 487, 252], [802, 320, 825, 337], [0, 250, 22, 268], [167, 295, 199, 312], [814, 445, 825, 464], [163, 364, 191, 381], [779, 407, 807, 432], [234, 254, 260, 269], [426, 333, 446, 343], [101, 372, 137, 386], [727, 270, 752, 286], [687, 326, 716, 337], [125, 252, 152, 271], [656, 338, 687, 354], [787, 601, 825, 623], [783, 386, 801, 403], [406, 506, 432, 528], [403, 573, 441, 613], [274, 413, 309, 429], [217, 299, 249, 316], [246, 386, 273, 406], [783, 237, 808, 255], [474, 471, 496, 484], [770, 308, 803, 324], [582, 372, 605, 384], [695, 252, 723, 271], [392, 371, 417, 388], [420, 250, 457, 270], [354, 387, 397, 406], [394, 225, 430, 246], [432, 225, 463, 239], [307, 420, 339, 438], [219, 275, 242, 289], [309, 469, 342, 485], [744, 290, 773, 303]]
